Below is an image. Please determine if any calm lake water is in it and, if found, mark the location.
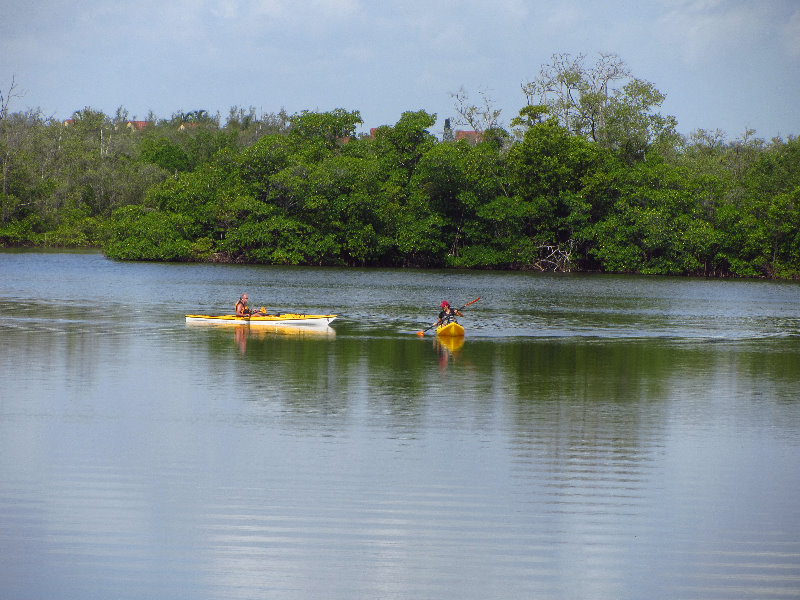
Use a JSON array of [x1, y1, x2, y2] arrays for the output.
[[1, 250, 800, 600]]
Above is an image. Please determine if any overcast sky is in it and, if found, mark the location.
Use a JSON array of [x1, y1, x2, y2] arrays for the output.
[[2, 0, 799, 140]]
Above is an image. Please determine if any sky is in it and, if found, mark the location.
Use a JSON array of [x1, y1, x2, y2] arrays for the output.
[[2, 0, 799, 141]]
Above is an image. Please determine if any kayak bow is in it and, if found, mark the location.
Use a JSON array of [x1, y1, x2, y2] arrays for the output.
[[435, 321, 465, 337]]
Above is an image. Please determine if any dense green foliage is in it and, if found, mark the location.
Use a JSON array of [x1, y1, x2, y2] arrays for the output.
[[2, 64, 799, 277]]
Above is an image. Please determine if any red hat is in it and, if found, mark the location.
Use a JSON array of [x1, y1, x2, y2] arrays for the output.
[[440, 301, 450, 308]]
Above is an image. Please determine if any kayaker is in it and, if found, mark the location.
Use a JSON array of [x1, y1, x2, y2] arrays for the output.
[[437, 301, 462, 325], [235, 294, 263, 317]]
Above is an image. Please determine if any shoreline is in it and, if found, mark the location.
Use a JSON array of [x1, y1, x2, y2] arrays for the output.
[[2, 245, 796, 280]]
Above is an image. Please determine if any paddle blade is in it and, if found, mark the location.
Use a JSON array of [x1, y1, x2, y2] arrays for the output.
[[463, 297, 481, 308], [416, 330, 425, 336]]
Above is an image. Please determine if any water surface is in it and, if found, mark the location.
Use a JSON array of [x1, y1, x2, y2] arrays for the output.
[[1, 251, 799, 599]]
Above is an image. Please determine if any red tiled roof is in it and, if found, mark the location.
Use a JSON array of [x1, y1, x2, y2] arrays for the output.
[[455, 130, 482, 142]]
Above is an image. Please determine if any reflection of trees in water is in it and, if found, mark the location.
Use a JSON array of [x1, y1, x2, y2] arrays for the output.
[[502, 339, 800, 481], [197, 330, 800, 444], [503, 341, 678, 483], [199, 332, 481, 432]]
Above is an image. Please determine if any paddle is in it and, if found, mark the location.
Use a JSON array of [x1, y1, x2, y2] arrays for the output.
[[416, 297, 481, 336], [459, 297, 481, 310], [240, 306, 268, 318], [416, 322, 439, 336]]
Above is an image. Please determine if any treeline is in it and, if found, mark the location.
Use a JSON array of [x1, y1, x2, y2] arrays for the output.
[[2, 55, 799, 277]]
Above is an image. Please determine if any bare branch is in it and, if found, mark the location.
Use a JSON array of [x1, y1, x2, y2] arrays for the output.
[[533, 241, 575, 272], [1, 75, 24, 120], [449, 86, 502, 132]]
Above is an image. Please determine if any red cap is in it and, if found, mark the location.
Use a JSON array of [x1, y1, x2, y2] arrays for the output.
[[440, 301, 449, 308]]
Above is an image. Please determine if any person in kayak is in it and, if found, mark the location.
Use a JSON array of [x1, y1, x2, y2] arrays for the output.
[[235, 294, 264, 317], [437, 301, 463, 325]]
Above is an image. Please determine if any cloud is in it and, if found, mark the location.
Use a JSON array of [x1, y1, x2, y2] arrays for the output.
[[655, 0, 761, 64], [542, 2, 585, 32], [248, 0, 360, 28], [655, 0, 800, 68], [782, 8, 800, 58]]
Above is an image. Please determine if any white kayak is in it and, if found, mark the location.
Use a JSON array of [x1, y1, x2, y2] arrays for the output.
[[185, 313, 337, 327]]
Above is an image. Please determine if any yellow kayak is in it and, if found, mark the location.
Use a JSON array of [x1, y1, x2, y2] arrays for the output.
[[185, 313, 336, 327], [436, 321, 465, 337]]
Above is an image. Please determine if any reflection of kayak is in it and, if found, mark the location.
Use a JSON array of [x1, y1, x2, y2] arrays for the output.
[[436, 335, 464, 353], [185, 313, 336, 327], [188, 321, 335, 337], [236, 323, 336, 341], [436, 321, 465, 337]]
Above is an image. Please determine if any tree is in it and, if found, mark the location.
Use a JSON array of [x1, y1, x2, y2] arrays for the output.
[[288, 108, 362, 149], [509, 105, 549, 138], [505, 118, 608, 259], [104, 205, 195, 261], [1, 76, 27, 201], [224, 106, 291, 146], [450, 86, 503, 132], [139, 137, 192, 173], [720, 136, 800, 276], [600, 78, 679, 163], [372, 110, 437, 178], [589, 159, 723, 275], [522, 53, 678, 162], [522, 52, 629, 138], [366, 111, 445, 266]]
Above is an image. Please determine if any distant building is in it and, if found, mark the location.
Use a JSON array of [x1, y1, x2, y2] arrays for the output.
[[126, 120, 148, 131], [62, 119, 75, 126], [455, 130, 482, 144]]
